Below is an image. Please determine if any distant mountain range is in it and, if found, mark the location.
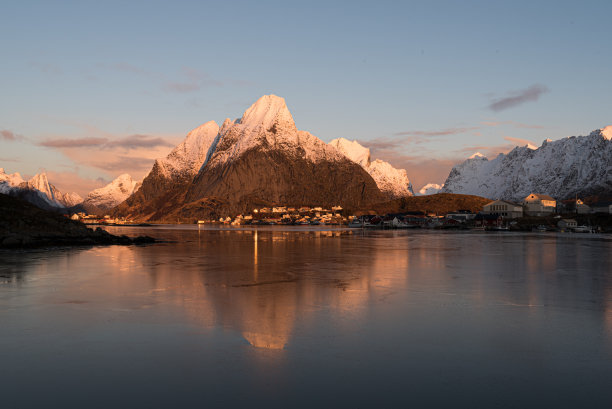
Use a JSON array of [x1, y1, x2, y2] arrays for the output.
[[0, 168, 82, 210], [441, 126, 612, 201], [2, 95, 610, 217]]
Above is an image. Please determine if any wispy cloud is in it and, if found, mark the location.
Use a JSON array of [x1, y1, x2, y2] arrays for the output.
[[162, 67, 223, 93], [454, 143, 515, 158], [0, 156, 20, 163], [487, 84, 549, 112], [1, 129, 19, 141], [39, 137, 108, 148], [394, 127, 479, 137], [45, 170, 109, 197], [29, 61, 63, 76], [481, 120, 544, 129], [100, 63, 236, 93], [504, 136, 536, 147], [39, 134, 173, 150], [106, 134, 174, 149]]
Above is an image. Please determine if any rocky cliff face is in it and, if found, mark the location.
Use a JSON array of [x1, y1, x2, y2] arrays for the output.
[[116, 95, 384, 221], [441, 126, 612, 201], [329, 138, 414, 199]]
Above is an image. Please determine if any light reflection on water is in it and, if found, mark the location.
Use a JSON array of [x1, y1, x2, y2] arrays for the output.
[[1, 227, 612, 408]]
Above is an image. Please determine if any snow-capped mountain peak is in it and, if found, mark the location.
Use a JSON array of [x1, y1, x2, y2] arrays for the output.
[[239, 94, 296, 134], [418, 183, 442, 195], [598, 125, 612, 141], [442, 127, 612, 201], [329, 137, 413, 199], [0, 168, 25, 193], [156, 120, 220, 180], [82, 173, 139, 213], [468, 152, 485, 159], [1, 169, 82, 208], [328, 138, 371, 167], [27, 172, 56, 202]]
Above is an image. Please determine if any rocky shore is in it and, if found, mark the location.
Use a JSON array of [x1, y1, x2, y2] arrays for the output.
[[0, 193, 155, 248]]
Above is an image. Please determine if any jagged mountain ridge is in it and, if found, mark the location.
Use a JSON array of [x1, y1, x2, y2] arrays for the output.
[[329, 138, 414, 199], [0, 168, 82, 210], [116, 95, 386, 221], [441, 126, 612, 201]]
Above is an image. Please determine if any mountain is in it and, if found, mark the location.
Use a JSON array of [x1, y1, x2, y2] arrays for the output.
[[418, 183, 442, 195], [1, 169, 82, 210], [81, 174, 140, 215], [0, 168, 25, 193], [441, 126, 612, 201], [329, 138, 414, 199], [116, 95, 385, 221]]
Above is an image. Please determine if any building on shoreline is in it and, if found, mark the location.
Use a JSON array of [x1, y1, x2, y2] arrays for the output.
[[482, 200, 523, 219]]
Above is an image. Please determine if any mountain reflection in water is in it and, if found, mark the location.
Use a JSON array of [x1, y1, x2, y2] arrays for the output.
[[1, 226, 612, 408]]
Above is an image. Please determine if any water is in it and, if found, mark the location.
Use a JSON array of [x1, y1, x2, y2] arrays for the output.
[[1, 226, 612, 408]]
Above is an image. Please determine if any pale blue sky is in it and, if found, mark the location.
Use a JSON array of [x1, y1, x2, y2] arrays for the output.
[[1, 0, 611, 194]]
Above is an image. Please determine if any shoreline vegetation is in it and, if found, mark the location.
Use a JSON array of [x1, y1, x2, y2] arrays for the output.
[[0, 194, 155, 248]]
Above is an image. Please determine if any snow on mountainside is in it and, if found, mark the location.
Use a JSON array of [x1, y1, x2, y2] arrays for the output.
[[329, 138, 414, 199], [117, 95, 385, 221], [418, 183, 442, 195], [82, 174, 139, 213], [0, 168, 25, 193], [1, 169, 82, 209], [155, 121, 220, 180], [23, 172, 83, 207], [203, 95, 345, 170], [441, 126, 612, 201]]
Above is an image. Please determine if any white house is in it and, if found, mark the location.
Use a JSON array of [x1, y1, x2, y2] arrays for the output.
[[482, 200, 523, 219], [522, 193, 556, 216]]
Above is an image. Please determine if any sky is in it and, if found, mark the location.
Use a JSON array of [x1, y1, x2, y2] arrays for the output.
[[1, 0, 611, 196]]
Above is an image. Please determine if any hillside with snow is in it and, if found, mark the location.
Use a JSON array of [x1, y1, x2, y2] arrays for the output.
[[1, 169, 82, 210], [418, 183, 442, 196], [116, 95, 385, 221], [81, 174, 140, 214], [329, 138, 414, 199], [441, 126, 612, 201]]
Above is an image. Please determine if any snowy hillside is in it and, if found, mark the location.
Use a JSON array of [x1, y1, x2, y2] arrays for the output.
[[329, 138, 414, 199], [82, 174, 139, 213], [418, 183, 442, 196], [441, 126, 612, 201], [1, 169, 82, 208], [0, 168, 25, 194], [155, 121, 220, 180]]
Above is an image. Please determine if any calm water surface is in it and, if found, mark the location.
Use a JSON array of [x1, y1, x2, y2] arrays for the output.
[[1, 226, 612, 408]]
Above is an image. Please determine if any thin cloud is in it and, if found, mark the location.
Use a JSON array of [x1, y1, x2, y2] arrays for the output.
[[106, 134, 174, 149], [357, 138, 404, 151], [455, 143, 516, 158], [488, 84, 549, 112], [39, 135, 173, 150], [163, 67, 223, 93], [394, 126, 479, 137], [504, 136, 536, 147], [39, 137, 108, 148], [481, 120, 544, 129], [94, 156, 155, 173], [1, 130, 19, 141], [0, 157, 20, 162]]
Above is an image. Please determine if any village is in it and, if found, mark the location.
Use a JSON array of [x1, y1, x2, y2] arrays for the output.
[[67, 193, 612, 233]]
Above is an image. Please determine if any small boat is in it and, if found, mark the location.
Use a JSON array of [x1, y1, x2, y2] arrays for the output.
[[348, 218, 363, 228], [572, 225, 593, 233]]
